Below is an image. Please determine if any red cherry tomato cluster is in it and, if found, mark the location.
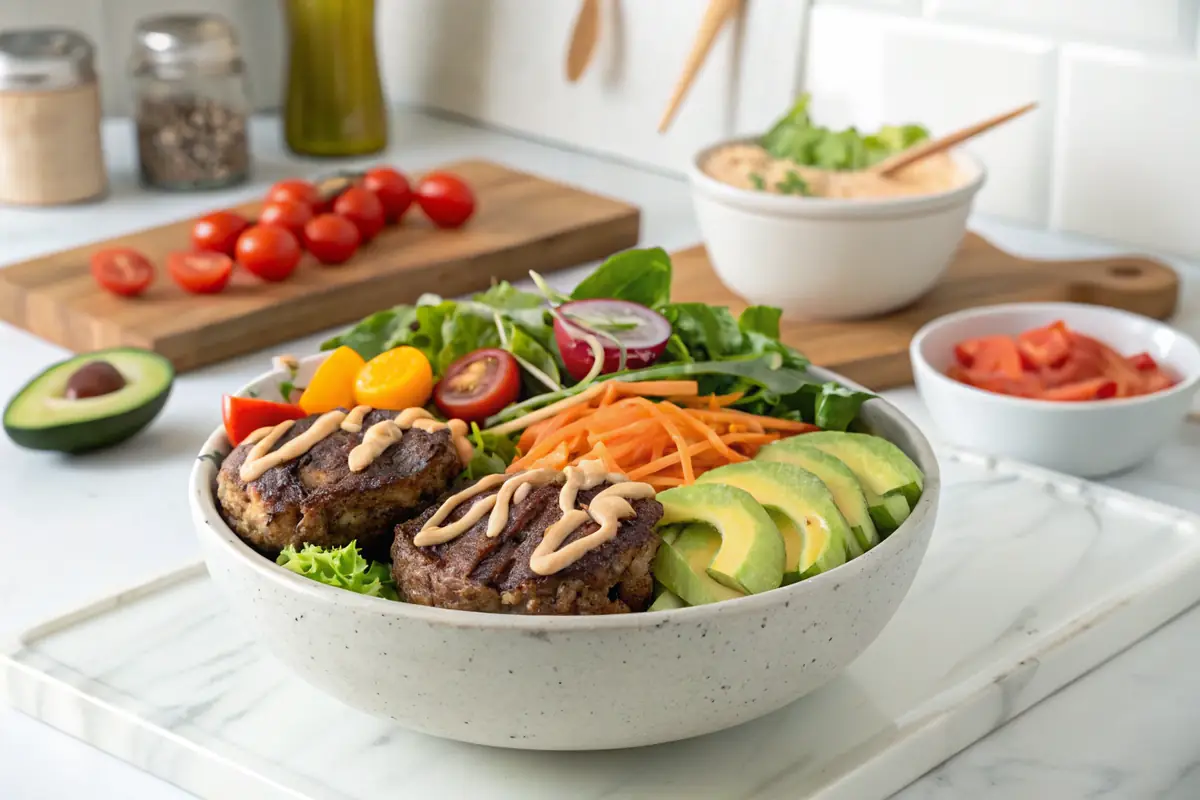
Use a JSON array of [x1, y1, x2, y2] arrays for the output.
[[90, 166, 477, 298]]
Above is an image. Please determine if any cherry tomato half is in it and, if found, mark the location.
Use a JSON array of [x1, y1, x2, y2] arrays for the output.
[[222, 395, 307, 446], [303, 213, 361, 265], [332, 186, 385, 242], [363, 166, 413, 223], [259, 198, 314, 240], [433, 348, 521, 423], [91, 248, 155, 297], [192, 211, 250, 257], [235, 224, 303, 282], [168, 251, 233, 294], [266, 179, 321, 210], [415, 172, 476, 229]]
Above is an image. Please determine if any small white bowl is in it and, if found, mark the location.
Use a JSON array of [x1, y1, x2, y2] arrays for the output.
[[688, 138, 986, 320], [190, 357, 940, 750], [911, 302, 1200, 477]]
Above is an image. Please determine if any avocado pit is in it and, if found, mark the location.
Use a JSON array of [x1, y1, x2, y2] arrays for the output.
[[65, 360, 127, 400]]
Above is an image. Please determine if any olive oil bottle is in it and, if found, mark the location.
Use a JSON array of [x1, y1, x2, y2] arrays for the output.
[[283, 0, 387, 157]]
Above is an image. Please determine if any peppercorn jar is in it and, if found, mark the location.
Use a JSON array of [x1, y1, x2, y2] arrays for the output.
[[130, 14, 251, 191], [0, 29, 107, 205]]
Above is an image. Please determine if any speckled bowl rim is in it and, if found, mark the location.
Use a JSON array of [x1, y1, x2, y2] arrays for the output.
[[190, 358, 940, 631]]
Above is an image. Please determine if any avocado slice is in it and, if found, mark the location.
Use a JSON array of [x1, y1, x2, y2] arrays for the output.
[[653, 523, 748, 605], [698, 462, 850, 583], [754, 441, 880, 553], [647, 585, 688, 611], [656, 484, 784, 595], [795, 432, 924, 533], [4, 348, 174, 453]]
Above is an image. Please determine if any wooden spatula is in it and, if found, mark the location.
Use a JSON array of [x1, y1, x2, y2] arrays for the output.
[[658, 0, 743, 134], [565, 0, 601, 82], [870, 101, 1038, 177]]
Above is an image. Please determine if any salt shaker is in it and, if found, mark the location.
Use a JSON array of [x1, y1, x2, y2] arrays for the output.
[[130, 14, 251, 191], [0, 29, 106, 205]]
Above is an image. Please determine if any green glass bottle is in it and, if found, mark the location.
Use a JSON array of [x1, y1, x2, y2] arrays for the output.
[[283, 0, 387, 157]]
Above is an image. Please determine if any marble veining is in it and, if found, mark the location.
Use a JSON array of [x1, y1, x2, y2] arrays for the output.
[[5, 447, 1200, 800]]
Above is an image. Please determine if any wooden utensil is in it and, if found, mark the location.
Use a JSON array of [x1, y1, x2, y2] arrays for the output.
[[565, 0, 601, 82], [871, 101, 1038, 177], [0, 160, 640, 373], [658, 0, 742, 134], [668, 234, 1179, 390]]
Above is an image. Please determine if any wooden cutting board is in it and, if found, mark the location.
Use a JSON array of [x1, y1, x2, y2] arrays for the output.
[[671, 233, 1180, 390], [0, 160, 639, 372]]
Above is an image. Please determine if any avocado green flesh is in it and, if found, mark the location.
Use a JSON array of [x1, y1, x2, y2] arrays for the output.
[[697, 461, 852, 582], [4, 349, 174, 453], [648, 587, 688, 611], [797, 432, 924, 533], [653, 524, 746, 605], [656, 484, 783, 595], [754, 441, 880, 553]]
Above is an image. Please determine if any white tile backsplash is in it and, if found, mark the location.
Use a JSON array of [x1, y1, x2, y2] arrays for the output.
[[1051, 46, 1200, 256], [928, 0, 1199, 52], [804, 6, 1057, 225]]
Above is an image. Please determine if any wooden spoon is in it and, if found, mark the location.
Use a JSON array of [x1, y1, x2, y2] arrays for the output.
[[565, 0, 601, 83], [870, 101, 1038, 177], [658, 0, 743, 134]]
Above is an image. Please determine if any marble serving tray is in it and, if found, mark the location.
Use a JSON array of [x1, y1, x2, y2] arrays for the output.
[[5, 448, 1200, 800]]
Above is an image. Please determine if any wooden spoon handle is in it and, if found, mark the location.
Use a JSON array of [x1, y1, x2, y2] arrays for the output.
[[872, 101, 1038, 177], [565, 0, 601, 83], [657, 0, 742, 134]]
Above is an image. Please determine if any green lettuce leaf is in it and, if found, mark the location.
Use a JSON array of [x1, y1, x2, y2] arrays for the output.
[[570, 247, 672, 308], [507, 324, 561, 390], [473, 281, 544, 310], [738, 306, 782, 339], [462, 423, 520, 481], [277, 541, 398, 600]]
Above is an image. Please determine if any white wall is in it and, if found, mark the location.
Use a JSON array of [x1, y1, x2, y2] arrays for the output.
[[4, 0, 1200, 258]]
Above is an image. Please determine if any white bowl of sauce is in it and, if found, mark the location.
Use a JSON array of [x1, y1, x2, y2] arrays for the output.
[[689, 138, 986, 320], [190, 354, 940, 750]]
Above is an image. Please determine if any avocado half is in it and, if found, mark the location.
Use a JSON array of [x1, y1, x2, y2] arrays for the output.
[[3, 348, 174, 453]]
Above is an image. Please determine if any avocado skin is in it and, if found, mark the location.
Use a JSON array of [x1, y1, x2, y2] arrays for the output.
[[3, 349, 174, 454]]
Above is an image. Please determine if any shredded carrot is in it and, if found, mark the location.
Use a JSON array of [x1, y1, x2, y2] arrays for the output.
[[498, 378, 818, 484]]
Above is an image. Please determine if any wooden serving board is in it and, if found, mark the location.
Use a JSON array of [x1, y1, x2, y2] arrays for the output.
[[671, 233, 1180, 390], [0, 160, 640, 372]]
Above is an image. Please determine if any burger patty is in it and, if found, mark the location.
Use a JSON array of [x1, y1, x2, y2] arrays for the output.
[[217, 408, 462, 557], [392, 481, 663, 614]]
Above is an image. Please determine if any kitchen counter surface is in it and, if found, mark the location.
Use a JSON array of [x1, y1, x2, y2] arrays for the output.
[[2, 109, 1198, 800]]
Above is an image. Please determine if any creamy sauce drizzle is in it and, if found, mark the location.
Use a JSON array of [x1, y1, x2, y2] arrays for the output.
[[415, 459, 654, 575], [236, 405, 474, 481]]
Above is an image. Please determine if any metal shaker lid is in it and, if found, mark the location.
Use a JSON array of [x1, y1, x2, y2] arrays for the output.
[[131, 14, 242, 76], [0, 28, 96, 91]]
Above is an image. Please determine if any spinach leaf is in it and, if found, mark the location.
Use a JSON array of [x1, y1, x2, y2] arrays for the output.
[[436, 310, 499, 375], [474, 281, 544, 310], [462, 423, 520, 481], [812, 382, 874, 432], [571, 247, 672, 308], [738, 306, 782, 339], [507, 324, 561, 391], [321, 308, 414, 361], [659, 303, 745, 361]]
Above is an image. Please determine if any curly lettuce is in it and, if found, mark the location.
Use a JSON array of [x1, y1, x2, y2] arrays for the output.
[[276, 541, 399, 601]]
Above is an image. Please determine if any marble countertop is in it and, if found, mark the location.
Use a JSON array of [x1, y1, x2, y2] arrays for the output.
[[1, 110, 1198, 800]]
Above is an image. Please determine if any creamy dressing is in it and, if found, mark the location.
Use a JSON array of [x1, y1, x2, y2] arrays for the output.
[[415, 459, 654, 576], [236, 405, 475, 481]]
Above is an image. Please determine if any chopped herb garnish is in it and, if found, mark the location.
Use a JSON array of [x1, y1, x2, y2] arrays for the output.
[[748, 172, 766, 191], [775, 170, 810, 196]]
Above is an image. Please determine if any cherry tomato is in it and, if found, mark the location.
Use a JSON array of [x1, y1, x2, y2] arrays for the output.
[[192, 211, 250, 257], [415, 172, 476, 229], [363, 166, 413, 223], [332, 186, 385, 242], [235, 224, 303, 282], [433, 348, 521, 423], [222, 395, 307, 446], [303, 213, 361, 265], [91, 248, 155, 297], [266, 179, 321, 210], [167, 251, 233, 294], [259, 198, 314, 240]]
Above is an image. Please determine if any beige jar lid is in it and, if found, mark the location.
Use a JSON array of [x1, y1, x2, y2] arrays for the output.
[[0, 28, 96, 92]]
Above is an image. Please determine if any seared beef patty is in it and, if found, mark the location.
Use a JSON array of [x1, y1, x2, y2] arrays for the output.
[[392, 482, 663, 614], [217, 408, 461, 557]]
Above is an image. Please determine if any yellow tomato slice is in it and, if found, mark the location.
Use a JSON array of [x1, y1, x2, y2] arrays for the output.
[[354, 346, 434, 411], [299, 346, 366, 414]]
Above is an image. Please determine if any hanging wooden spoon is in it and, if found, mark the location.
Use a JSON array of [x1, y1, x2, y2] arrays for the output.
[[658, 0, 743, 134], [565, 0, 601, 83], [870, 101, 1038, 177]]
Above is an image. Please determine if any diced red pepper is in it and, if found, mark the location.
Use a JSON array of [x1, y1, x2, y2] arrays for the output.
[[1039, 378, 1117, 402], [1128, 352, 1158, 371], [222, 395, 307, 446]]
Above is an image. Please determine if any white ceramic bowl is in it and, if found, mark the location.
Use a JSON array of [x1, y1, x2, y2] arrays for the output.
[[911, 302, 1200, 477], [688, 139, 986, 320], [190, 356, 940, 750]]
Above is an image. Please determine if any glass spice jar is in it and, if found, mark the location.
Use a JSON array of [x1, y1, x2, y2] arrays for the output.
[[130, 14, 251, 191]]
